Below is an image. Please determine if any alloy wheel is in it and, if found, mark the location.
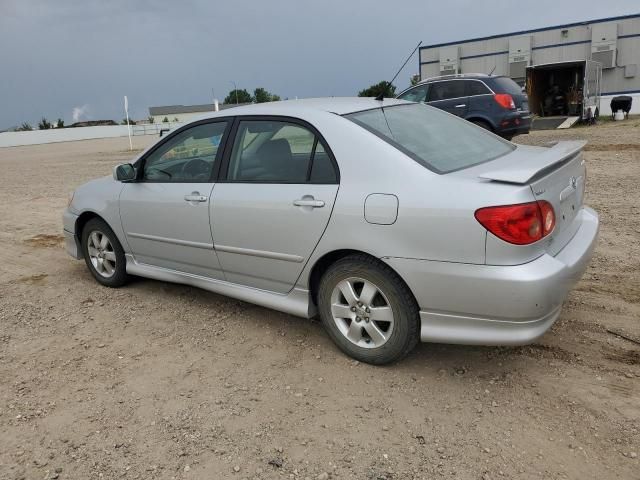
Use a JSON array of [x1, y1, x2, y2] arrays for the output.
[[87, 230, 117, 278], [330, 277, 395, 348]]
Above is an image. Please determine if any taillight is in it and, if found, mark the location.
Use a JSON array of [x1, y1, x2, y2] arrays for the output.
[[494, 93, 515, 110], [539, 200, 556, 235], [475, 201, 555, 245]]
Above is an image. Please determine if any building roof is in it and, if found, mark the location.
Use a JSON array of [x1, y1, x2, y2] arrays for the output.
[[149, 103, 249, 116], [420, 12, 640, 49]]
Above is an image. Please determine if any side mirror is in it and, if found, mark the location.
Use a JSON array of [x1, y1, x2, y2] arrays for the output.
[[113, 163, 136, 182]]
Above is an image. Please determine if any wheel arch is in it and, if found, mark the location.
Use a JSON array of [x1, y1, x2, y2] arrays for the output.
[[466, 116, 496, 131], [75, 211, 106, 240], [307, 249, 418, 310]]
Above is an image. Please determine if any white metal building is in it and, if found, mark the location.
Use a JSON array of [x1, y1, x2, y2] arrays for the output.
[[419, 13, 640, 116], [148, 103, 245, 124]]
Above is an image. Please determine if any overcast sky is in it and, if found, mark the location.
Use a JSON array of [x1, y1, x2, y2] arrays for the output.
[[1, 0, 638, 129]]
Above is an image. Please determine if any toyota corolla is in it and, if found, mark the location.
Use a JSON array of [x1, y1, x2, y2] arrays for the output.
[[63, 98, 599, 364]]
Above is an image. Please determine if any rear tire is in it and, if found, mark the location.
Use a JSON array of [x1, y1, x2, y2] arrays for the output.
[[317, 254, 420, 365], [471, 119, 492, 132], [81, 218, 128, 288]]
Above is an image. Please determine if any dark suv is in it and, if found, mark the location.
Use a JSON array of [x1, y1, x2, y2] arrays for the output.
[[396, 74, 530, 140]]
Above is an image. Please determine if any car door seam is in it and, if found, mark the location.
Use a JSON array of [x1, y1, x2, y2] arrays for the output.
[[290, 184, 341, 293]]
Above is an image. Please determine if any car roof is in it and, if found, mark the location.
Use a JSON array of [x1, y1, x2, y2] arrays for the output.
[[418, 73, 502, 84], [193, 97, 410, 120]]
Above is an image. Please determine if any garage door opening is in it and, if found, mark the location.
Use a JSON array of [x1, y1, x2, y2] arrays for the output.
[[526, 60, 601, 119]]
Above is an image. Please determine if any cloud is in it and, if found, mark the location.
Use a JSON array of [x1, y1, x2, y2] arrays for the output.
[[72, 104, 90, 122]]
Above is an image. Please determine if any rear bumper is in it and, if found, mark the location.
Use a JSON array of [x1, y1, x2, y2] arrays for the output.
[[63, 209, 81, 259], [499, 112, 532, 136], [384, 207, 599, 346]]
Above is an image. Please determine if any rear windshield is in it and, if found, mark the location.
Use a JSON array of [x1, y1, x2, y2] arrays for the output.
[[345, 103, 514, 173], [490, 77, 524, 95]]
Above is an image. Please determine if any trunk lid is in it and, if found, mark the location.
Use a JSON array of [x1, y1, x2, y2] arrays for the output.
[[479, 140, 587, 256]]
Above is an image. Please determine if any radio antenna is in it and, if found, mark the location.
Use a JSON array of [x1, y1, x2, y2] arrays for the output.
[[376, 41, 423, 101]]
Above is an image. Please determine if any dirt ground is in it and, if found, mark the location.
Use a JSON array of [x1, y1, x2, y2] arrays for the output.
[[1, 120, 639, 480]]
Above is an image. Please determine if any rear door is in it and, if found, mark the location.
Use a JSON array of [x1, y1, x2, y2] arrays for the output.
[[210, 117, 340, 293], [426, 80, 469, 117], [465, 79, 495, 119], [120, 120, 230, 279]]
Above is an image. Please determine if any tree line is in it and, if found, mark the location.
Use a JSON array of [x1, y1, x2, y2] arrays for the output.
[[223, 87, 281, 104], [12, 80, 416, 131]]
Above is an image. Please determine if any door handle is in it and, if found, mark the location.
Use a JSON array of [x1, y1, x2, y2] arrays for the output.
[[184, 192, 208, 202], [293, 198, 325, 208], [454, 104, 466, 108]]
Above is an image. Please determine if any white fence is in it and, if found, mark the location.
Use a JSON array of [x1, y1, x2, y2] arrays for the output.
[[131, 122, 184, 136], [0, 123, 184, 148]]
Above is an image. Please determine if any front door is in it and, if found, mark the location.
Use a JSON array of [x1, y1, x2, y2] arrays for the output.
[[120, 120, 230, 279], [211, 118, 339, 293], [426, 80, 469, 117]]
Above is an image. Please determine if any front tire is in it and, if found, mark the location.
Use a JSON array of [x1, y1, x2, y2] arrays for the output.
[[81, 218, 128, 288], [317, 254, 419, 365]]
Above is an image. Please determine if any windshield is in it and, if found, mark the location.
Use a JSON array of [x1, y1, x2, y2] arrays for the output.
[[345, 103, 514, 173]]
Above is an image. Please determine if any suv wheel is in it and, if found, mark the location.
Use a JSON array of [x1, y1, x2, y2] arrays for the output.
[[317, 254, 419, 365]]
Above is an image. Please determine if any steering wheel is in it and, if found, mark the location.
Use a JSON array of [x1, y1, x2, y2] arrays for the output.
[[181, 158, 210, 179]]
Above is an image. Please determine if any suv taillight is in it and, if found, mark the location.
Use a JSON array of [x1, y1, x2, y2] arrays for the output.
[[494, 93, 516, 110], [475, 201, 555, 245]]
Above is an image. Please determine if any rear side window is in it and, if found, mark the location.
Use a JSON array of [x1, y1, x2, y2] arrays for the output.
[[226, 120, 337, 183], [426, 81, 466, 101], [345, 104, 514, 174], [490, 77, 523, 95], [466, 80, 492, 96], [398, 85, 428, 103]]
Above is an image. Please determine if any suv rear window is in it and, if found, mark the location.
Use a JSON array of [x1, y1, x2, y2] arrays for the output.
[[490, 77, 523, 96], [345, 103, 514, 174]]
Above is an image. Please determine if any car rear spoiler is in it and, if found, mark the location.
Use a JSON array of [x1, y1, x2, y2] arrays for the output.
[[479, 140, 587, 184]]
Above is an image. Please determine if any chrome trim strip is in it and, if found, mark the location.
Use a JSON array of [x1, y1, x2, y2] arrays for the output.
[[127, 232, 213, 250], [124, 254, 313, 318], [397, 79, 495, 101], [214, 244, 304, 263]]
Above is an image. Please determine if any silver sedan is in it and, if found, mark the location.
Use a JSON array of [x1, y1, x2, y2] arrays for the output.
[[63, 98, 599, 364]]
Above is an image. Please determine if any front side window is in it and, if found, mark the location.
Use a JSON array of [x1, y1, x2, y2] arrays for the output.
[[142, 121, 227, 182], [427, 80, 466, 101], [345, 104, 514, 173], [398, 85, 428, 103], [226, 120, 336, 183]]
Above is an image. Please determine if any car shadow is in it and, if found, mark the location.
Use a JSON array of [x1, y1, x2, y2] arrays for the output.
[[118, 275, 542, 374]]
